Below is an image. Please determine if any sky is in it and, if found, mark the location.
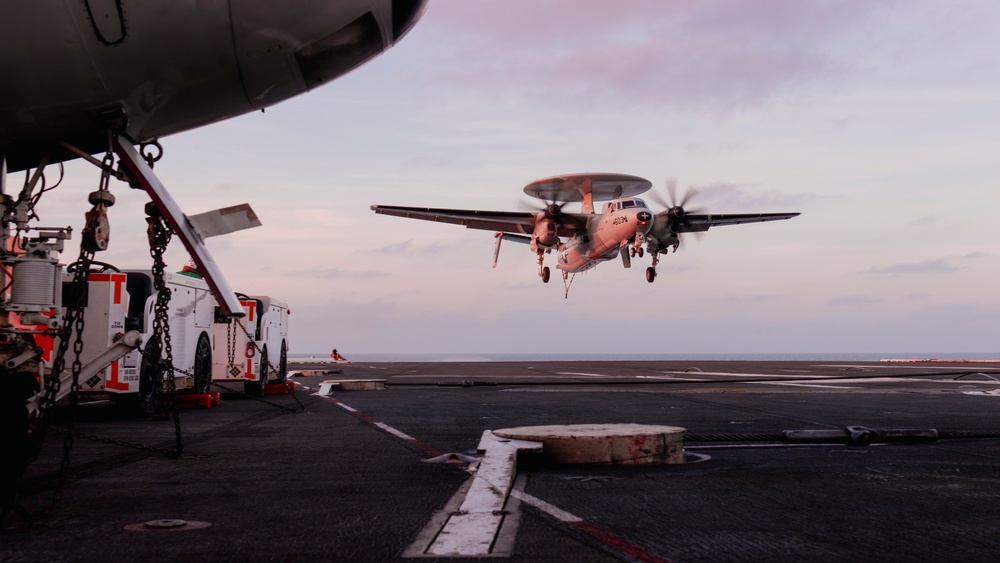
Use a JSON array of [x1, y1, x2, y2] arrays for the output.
[[40, 0, 1000, 354]]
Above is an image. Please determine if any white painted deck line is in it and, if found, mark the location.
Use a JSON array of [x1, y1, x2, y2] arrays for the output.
[[815, 377, 1000, 385], [661, 370, 830, 379], [637, 375, 708, 381], [813, 364, 996, 371], [425, 431, 542, 556], [555, 372, 615, 377], [753, 382, 859, 389], [508, 488, 581, 523], [428, 513, 504, 555], [374, 422, 416, 442], [332, 402, 357, 413]]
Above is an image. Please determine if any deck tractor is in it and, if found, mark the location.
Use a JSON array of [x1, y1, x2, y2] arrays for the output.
[[213, 295, 289, 397]]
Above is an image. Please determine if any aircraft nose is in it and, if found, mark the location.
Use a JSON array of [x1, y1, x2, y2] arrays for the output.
[[636, 211, 654, 233], [389, 0, 428, 42], [231, 0, 428, 108]]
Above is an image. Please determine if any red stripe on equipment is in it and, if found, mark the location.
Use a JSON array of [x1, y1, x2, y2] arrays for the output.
[[106, 362, 128, 391], [113, 278, 123, 304]]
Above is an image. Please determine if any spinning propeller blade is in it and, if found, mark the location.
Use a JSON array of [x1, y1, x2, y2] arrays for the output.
[[518, 192, 587, 233], [651, 179, 707, 248]]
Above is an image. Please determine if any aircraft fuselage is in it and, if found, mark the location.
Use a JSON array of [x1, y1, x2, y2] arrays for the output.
[[557, 198, 653, 273]]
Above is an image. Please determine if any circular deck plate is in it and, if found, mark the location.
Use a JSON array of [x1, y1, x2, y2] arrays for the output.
[[523, 173, 652, 202], [124, 519, 212, 532], [494, 423, 686, 465]]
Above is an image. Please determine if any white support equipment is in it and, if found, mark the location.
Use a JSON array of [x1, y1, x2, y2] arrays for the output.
[[25, 330, 143, 417]]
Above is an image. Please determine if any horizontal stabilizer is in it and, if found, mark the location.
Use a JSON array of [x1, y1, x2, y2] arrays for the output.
[[187, 204, 262, 239]]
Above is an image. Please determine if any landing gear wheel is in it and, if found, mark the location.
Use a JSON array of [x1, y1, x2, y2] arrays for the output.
[[638, 248, 644, 258], [245, 347, 268, 397], [115, 353, 160, 416], [277, 341, 288, 383], [629, 247, 636, 258], [541, 266, 550, 284], [183, 334, 212, 395], [1, 371, 39, 510], [645, 267, 656, 283]]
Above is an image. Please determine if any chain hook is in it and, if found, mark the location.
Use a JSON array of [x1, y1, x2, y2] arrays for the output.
[[139, 140, 163, 169], [22, 178, 103, 514], [144, 201, 183, 456], [81, 130, 117, 253]]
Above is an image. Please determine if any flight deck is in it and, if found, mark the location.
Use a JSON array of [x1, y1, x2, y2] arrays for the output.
[[5, 360, 1000, 562]]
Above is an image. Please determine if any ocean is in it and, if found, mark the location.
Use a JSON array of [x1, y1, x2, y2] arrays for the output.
[[290, 352, 1000, 363]]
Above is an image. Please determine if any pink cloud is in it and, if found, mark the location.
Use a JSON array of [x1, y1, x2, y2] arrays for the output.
[[691, 183, 822, 210], [417, 0, 882, 111], [870, 259, 960, 275]]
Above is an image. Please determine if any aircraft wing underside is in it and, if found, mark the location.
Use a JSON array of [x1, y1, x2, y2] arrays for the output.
[[674, 212, 800, 232], [371, 205, 584, 236]]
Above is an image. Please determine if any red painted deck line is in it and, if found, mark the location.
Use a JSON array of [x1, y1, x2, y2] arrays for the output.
[[509, 488, 674, 563], [321, 396, 440, 456], [570, 521, 673, 563]]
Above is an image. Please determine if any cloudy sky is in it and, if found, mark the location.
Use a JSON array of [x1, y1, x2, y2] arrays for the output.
[[48, 1, 1000, 355]]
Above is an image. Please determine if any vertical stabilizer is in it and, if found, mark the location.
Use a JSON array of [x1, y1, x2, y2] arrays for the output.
[[578, 178, 594, 214]]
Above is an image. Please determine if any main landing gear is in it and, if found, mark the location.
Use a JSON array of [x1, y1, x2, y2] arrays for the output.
[[646, 252, 660, 283], [536, 250, 550, 283]]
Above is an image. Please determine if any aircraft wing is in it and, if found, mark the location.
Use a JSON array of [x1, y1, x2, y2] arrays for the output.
[[371, 205, 535, 233], [371, 205, 552, 235], [674, 212, 800, 233]]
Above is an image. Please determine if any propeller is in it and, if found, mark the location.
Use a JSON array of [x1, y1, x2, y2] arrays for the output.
[[648, 179, 707, 248], [517, 193, 588, 233]]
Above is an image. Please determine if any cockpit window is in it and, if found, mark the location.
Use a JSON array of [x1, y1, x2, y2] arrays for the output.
[[296, 12, 384, 88], [621, 200, 636, 209]]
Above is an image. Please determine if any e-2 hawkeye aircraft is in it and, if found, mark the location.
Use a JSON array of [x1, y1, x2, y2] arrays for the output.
[[371, 173, 800, 296]]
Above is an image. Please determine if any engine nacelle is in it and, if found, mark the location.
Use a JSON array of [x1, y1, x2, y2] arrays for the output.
[[645, 213, 680, 253], [531, 217, 559, 251]]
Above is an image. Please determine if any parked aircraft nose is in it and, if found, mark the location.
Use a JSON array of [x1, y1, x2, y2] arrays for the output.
[[230, 0, 428, 109]]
